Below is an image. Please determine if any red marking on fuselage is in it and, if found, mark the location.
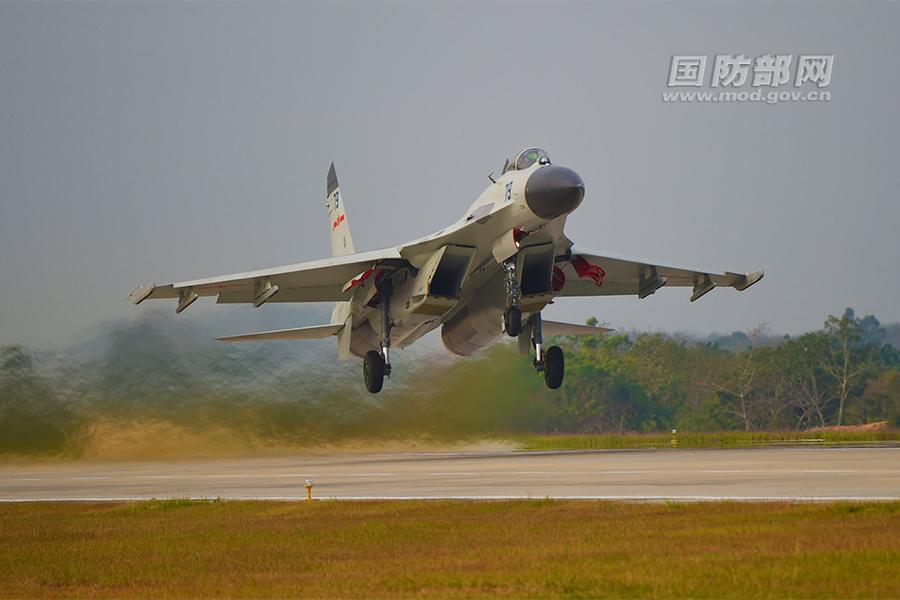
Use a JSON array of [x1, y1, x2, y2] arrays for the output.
[[571, 255, 606, 287], [552, 266, 566, 292]]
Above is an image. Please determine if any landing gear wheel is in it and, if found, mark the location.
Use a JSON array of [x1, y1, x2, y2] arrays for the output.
[[505, 306, 522, 337], [544, 345, 564, 389], [363, 350, 385, 394]]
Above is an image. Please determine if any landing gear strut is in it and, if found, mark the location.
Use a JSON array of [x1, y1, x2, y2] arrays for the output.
[[530, 312, 564, 389], [380, 279, 393, 378], [363, 279, 393, 394], [501, 258, 522, 337]]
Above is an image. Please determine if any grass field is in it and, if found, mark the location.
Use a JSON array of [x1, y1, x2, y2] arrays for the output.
[[1, 500, 898, 598], [517, 429, 900, 451]]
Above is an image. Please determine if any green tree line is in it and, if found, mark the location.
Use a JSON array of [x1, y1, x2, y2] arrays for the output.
[[553, 308, 899, 433]]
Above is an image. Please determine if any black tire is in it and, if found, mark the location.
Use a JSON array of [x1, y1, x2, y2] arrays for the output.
[[544, 345, 564, 389], [363, 350, 385, 394], [505, 306, 522, 337]]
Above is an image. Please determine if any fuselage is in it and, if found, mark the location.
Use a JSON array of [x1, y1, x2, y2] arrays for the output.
[[339, 153, 585, 358]]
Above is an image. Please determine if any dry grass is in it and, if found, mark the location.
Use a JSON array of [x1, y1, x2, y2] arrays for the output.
[[0, 500, 898, 598], [519, 429, 900, 451], [0, 418, 517, 464]]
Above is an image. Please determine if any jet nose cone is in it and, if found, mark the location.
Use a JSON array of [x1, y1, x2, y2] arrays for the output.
[[524, 166, 585, 220]]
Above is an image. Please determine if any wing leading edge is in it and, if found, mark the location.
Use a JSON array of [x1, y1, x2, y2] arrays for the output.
[[557, 246, 763, 301], [129, 247, 406, 311]]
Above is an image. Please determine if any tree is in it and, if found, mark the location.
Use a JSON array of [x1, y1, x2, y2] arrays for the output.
[[851, 369, 900, 426], [704, 325, 769, 431], [778, 333, 832, 429], [823, 309, 872, 425]]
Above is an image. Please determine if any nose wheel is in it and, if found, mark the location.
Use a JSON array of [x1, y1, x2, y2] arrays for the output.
[[504, 306, 522, 337]]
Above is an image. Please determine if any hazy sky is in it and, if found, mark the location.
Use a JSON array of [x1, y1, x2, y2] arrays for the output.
[[1, 1, 898, 348]]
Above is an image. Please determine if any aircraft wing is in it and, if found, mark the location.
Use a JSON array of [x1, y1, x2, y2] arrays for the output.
[[129, 247, 406, 311], [557, 246, 763, 301]]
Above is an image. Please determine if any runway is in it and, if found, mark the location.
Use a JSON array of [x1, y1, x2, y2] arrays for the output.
[[1, 446, 898, 501]]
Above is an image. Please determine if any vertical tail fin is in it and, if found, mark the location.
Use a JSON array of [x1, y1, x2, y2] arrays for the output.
[[327, 163, 355, 354], [326, 162, 356, 257]]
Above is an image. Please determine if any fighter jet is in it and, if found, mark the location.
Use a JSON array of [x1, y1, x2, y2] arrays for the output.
[[130, 148, 763, 393]]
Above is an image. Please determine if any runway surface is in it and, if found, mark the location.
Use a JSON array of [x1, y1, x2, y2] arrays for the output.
[[1, 446, 898, 501]]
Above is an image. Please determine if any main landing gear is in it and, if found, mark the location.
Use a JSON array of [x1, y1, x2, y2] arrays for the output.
[[530, 312, 564, 390], [363, 279, 393, 394], [363, 350, 385, 394], [543, 345, 564, 389]]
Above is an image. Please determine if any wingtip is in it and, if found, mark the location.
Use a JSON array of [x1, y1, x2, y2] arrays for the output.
[[128, 284, 154, 305], [734, 270, 764, 292]]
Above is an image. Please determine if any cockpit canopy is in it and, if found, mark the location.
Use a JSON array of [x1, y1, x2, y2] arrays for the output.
[[503, 148, 551, 173]]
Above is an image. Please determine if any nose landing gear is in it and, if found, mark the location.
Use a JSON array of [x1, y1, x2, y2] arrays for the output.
[[501, 258, 522, 337]]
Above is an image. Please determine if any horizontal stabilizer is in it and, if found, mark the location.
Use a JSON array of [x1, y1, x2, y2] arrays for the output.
[[542, 321, 612, 337], [217, 323, 344, 342]]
